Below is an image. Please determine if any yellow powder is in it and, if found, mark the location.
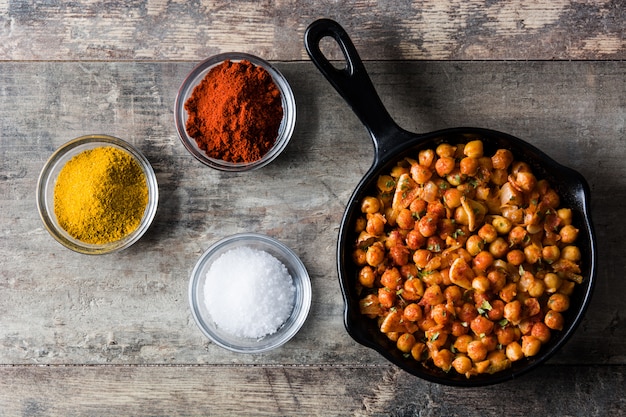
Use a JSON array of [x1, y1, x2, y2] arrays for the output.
[[54, 146, 149, 244]]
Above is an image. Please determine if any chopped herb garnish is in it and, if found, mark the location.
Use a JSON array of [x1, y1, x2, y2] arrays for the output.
[[477, 300, 493, 315]]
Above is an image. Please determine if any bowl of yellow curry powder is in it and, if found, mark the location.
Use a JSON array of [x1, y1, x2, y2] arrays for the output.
[[37, 134, 158, 255]]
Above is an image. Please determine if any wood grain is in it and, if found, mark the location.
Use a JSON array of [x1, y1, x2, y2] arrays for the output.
[[0, 364, 623, 416], [1, 60, 624, 367], [0, 0, 623, 61]]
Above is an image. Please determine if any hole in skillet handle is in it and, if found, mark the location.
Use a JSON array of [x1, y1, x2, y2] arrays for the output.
[[305, 18, 411, 162]]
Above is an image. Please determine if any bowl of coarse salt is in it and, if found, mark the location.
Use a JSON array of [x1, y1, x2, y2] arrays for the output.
[[188, 233, 311, 353]]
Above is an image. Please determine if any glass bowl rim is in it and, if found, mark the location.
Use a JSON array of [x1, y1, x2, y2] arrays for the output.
[[174, 52, 297, 172], [188, 232, 312, 353], [36, 134, 159, 255]]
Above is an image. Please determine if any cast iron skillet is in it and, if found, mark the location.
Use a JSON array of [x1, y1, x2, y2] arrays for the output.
[[305, 18, 596, 386]]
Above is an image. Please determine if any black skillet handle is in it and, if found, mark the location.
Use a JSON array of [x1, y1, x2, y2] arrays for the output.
[[304, 19, 404, 163]]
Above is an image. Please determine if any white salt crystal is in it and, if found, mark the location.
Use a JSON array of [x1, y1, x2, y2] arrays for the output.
[[204, 246, 296, 339]]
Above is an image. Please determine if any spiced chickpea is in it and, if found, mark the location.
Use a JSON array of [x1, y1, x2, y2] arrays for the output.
[[378, 288, 396, 308], [403, 303, 423, 322], [419, 148, 436, 167], [361, 196, 380, 214], [544, 272, 563, 293], [443, 188, 463, 209], [521, 335, 542, 357], [352, 248, 367, 266], [365, 242, 385, 267], [460, 157, 479, 176], [385, 230, 403, 249], [487, 269, 507, 293], [397, 333, 416, 353], [358, 266, 376, 288], [495, 325, 519, 346], [406, 229, 426, 250], [436, 143, 457, 158], [422, 284, 445, 306], [559, 280, 576, 296], [470, 315, 495, 336], [542, 189, 561, 209], [425, 328, 448, 349], [545, 310, 565, 330], [527, 279, 546, 298], [417, 213, 439, 237], [499, 282, 518, 303], [411, 342, 427, 361], [395, 208, 415, 230], [561, 245, 581, 262], [400, 262, 418, 279], [418, 317, 437, 332], [431, 303, 454, 325], [452, 355, 473, 375], [508, 225, 527, 246], [503, 300, 522, 324], [464, 140, 484, 158], [506, 249, 525, 266], [381, 267, 402, 290], [366, 213, 386, 236], [548, 293, 570, 312], [457, 302, 478, 323], [413, 249, 432, 269], [409, 198, 428, 216], [451, 320, 469, 337], [557, 208, 573, 225], [487, 299, 505, 321], [524, 244, 542, 264], [435, 157, 456, 177], [389, 244, 410, 266], [542, 245, 561, 264], [531, 322, 552, 343], [473, 251, 494, 271], [492, 149, 514, 170], [472, 275, 491, 293], [377, 175, 396, 192], [411, 164, 433, 184], [467, 340, 488, 362], [478, 223, 498, 243], [354, 217, 366, 233], [489, 237, 509, 259], [463, 234, 483, 256], [444, 284, 463, 305], [506, 341, 524, 362], [453, 334, 474, 353], [481, 335, 498, 352]]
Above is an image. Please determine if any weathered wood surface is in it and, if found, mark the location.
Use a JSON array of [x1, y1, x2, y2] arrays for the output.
[[0, 365, 623, 416], [1, 60, 625, 414], [0, 0, 624, 61]]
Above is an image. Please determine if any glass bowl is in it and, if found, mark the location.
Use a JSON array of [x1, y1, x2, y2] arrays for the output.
[[189, 233, 311, 353], [36, 134, 159, 255], [174, 52, 296, 172]]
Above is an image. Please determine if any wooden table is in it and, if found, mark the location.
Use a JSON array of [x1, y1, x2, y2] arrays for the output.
[[1, 2, 624, 415]]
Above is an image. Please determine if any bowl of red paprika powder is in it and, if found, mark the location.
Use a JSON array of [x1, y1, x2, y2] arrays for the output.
[[175, 53, 296, 172]]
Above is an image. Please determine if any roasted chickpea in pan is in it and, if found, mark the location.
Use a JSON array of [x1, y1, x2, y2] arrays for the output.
[[352, 139, 583, 378]]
